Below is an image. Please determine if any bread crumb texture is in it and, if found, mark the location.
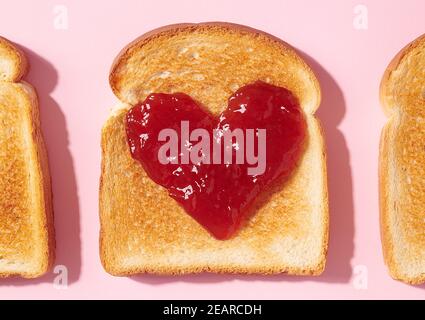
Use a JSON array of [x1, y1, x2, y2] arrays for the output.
[[0, 85, 33, 264]]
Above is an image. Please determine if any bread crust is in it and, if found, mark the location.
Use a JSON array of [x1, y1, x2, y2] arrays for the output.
[[101, 23, 328, 276], [379, 33, 425, 284], [110, 22, 321, 114], [380, 33, 425, 116], [0, 36, 28, 82], [0, 37, 54, 278]]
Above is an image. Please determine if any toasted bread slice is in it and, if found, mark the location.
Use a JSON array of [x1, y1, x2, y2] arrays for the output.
[[380, 34, 425, 284], [0, 37, 54, 278], [100, 23, 328, 276]]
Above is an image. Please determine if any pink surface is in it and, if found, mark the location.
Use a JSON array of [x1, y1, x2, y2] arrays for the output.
[[0, 0, 424, 299]]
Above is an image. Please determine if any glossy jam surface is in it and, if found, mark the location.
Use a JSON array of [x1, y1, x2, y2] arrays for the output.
[[126, 81, 306, 239]]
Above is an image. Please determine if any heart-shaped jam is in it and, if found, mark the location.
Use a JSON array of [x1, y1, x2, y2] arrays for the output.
[[125, 81, 306, 240]]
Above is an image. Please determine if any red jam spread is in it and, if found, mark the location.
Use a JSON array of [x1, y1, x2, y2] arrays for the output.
[[125, 81, 306, 240]]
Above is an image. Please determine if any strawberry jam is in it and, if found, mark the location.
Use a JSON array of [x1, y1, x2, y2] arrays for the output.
[[125, 81, 306, 240]]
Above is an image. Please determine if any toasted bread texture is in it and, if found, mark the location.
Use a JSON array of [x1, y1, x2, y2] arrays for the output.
[[0, 37, 54, 278], [380, 34, 425, 284], [100, 23, 328, 276]]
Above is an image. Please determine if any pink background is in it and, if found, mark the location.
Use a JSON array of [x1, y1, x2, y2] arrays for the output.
[[0, 0, 424, 299]]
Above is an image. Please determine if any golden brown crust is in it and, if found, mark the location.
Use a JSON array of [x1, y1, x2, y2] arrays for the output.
[[379, 122, 396, 280], [28, 83, 55, 277], [110, 22, 321, 114], [379, 33, 425, 285], [316, 119, 329, 275], [105, 263, 324, 277], [0, 37, 28, 82], [380, 33, 425, 115], [101, 23, 328, 276], [0, 38, 54, 278]]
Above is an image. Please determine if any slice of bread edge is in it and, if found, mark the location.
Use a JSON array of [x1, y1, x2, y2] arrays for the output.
[[109, 22, 321, 113], [0, 36, 28, 82], [379, 33, 425, 285], [0, 37, 54, 278]]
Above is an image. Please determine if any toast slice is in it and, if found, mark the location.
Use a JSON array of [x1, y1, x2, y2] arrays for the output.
[[100, 23, 328, 276], [380, 34, 425, 284], [0, 37, 54, 278]]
